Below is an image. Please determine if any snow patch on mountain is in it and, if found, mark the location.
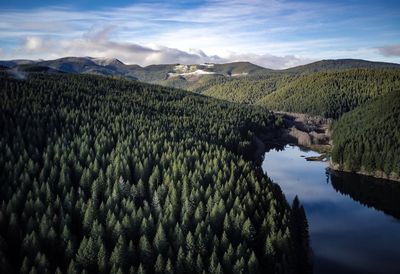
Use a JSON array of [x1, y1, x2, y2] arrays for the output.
[[202, 63, 215, 68], [90, 57, 124, 66], [167, 64, 217, 78], [168, 69, 216, 78], [231, 72, 248, 77]]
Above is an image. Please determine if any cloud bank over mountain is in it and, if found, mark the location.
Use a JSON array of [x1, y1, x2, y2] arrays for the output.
[[15, 29, 313, 69], [378, 45, 400, 57]]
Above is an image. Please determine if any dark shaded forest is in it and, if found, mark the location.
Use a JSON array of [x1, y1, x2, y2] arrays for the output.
[[331, 90, 400, 178], [0, 73, 310, 274]]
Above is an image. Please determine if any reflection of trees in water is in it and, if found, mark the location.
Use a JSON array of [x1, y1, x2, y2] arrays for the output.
[[325, 169, 330, 185], [328, 169, 400, 219]]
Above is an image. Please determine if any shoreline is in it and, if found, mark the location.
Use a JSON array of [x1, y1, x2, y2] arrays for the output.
[[262, 111, 400, 183], [328, 161, 400, 183]]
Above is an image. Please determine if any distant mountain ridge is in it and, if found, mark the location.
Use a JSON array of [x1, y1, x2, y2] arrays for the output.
[[282, 59, 400, 74], [0, 57, 267, 82], [3, 57, 400, 118], [2, 56, 399, 83]]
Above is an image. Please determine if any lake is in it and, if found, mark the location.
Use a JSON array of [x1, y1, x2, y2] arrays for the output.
[[262, 145, 400, 274]]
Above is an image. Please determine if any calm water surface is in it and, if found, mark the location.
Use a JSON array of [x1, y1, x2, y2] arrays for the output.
[[262, 145, 400, 274]]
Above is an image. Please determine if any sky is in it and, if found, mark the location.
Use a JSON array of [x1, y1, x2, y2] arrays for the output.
[[0, 0, 399, 69]]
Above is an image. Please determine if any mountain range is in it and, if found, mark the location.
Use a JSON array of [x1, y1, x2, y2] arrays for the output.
[[1, 56, 399, 83], [2, 56, 400, 119], [0, 57, 266, 81]]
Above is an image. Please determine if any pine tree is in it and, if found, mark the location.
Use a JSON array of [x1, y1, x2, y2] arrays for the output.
[[137, 264, 146, 274], [98, 241, 108, 273], [20, 256, 30, 273], [185, 231, 195, 252], [67, 259, 78, 274], [110, 235, 127, 270], [196, 254, 204, 273], [83, 201, 95, 232], [165, 258, 174, 274], [291, 196, 311, 274], [80, 236, 99, 268], [242, 218, 255, 242], [233, 257, 245, 274], [139, 235, 153, 267], [176, 247, 185, 274], [153, 224, 168, 255], [185, 251, 195, 273], [154, 254, 165, 274], [247, 251, 259, 274]]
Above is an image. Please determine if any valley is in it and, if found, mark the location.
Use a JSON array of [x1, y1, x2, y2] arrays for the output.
[[2, 57, 399, 180], [2, 1, 400, 273], [3, 57, 400, 180], [1, 57, 399, 274]]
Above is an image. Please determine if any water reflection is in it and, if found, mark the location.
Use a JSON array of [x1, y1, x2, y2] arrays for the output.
[[263, 145, 400, 274], [330, 170, 400, 219]]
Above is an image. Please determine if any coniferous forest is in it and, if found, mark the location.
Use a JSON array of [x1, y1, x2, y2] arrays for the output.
[[198, 68, 400, 119], [331, 90, 400, 179], [259, 69, 400, 118], [2, 0, 400, 272], [0, 73, 310, 274]]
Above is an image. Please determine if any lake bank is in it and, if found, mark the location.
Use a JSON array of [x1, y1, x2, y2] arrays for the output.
[[329, 161, 400, 182], [275, 112, 332, 152], [267, 111, 400, 182], [262, 145, 400, 274]]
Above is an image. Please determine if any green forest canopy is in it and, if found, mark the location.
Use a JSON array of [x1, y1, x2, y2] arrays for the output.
[[196, 68, 400, 119], [331, 90, 400, 177], [191, 67, 400, 179], [0, 73, 310, 274], [259, 69, 400, 118]]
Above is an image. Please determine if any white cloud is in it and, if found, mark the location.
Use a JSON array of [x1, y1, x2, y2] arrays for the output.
[[7, 29, 311, 69], [0, 1, 338, 57], [11, 29, 223, 66], [377, 45, 400, 57], [24, 36, 43, 50], [221, 52, 314, 69], [0, 0, 398, 67]]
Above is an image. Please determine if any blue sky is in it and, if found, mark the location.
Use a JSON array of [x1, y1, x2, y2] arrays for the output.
[[0, 0, 399, 68]]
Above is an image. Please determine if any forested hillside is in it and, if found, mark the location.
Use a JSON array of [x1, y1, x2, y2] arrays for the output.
[[172, 65, 398, 119], [331, 90, 400, 179], [281, 59, 400, 75], [4, 58, 400, 120], [259, 69, 400, 118], [0, 73, 310, 274], [198, 68, 400, 119], [202, 75, 291, 104]]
